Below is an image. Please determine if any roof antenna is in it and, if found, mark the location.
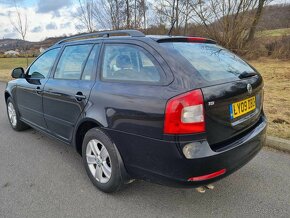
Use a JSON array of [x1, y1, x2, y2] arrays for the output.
[[168, 20, 176, 36]]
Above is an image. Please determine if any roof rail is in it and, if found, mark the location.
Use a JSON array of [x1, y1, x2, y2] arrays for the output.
[[56, 29, 145, 44]]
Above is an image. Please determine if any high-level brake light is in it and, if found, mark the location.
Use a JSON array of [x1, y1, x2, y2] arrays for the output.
[[187, 37, 207, 42]]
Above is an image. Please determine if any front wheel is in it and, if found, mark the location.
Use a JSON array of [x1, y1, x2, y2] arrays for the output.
[[82, 128, 125, 193], [6, 97, 29, 131]]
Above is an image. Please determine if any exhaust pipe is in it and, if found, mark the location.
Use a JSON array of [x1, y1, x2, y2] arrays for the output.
[[195, 184, 214, 193], [205, 184, 214, 190], [195, 186, 206, 193]]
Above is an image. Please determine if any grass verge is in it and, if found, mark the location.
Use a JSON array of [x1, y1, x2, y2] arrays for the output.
[[256, 28, 290, 38], [250, 58, 290, 139]]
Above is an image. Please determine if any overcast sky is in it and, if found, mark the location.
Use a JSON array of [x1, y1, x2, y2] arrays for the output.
[[0, 0, 289, 42], [0, 0, 80, 41]]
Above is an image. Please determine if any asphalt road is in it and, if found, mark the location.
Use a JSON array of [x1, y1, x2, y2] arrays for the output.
[[0, 82, 289, 218]]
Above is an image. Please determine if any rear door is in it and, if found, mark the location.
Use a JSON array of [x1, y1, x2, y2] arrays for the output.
[[89, 41, 173, 139], [42, 43, 100, 141]]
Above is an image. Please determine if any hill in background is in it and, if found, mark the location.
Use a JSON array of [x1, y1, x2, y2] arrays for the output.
[[258, 4, 290, 30], [0, 37, 64, 54]]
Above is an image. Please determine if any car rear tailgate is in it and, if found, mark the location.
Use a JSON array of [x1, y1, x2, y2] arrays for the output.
[[202, 75, 264, 148]]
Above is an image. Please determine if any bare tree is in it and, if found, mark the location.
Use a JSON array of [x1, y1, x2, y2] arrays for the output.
[[155, 0, 178, 30], [154, 0, 194, 33], [188, 0, 270, 50], [91, 0, 113, 29], [140, 0, 147, 29], [182, 0, 192, 35], [246, 0, 267, 42], [72, 0, 270, 49], [74, 0, 148, 31], [125, 0, 131, 28], [132, 0, 148, 29], [107, 0, 124, 30], [9, 0, 29, 66], [9, 1, 28, 41], [76, 0, 96, 32], [102, 0, 147, 30]]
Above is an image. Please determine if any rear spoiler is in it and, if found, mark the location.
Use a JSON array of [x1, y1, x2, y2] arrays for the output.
[[157, 37, 216, 44]]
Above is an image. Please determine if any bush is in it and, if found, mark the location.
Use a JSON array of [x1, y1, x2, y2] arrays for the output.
[[238, 35, 290, 60], [236, 40, 267, 60], [266, 35, 290, 59]]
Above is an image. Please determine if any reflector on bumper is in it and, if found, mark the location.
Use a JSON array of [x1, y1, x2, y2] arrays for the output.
[[188, 169, 226, 182]]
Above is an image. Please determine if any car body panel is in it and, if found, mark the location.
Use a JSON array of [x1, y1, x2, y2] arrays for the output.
[[14, 78, 48, 129], [202, 76, 264, 146], [104, 114, 266, 187], [42, 79, 96, 141]]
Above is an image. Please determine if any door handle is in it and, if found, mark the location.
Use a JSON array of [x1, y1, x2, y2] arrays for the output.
[[75, 92, 86, 101], [35, 86, 43, 94]]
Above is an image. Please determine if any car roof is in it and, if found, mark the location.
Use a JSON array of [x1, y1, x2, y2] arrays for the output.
[[53, 30, 215, 47]]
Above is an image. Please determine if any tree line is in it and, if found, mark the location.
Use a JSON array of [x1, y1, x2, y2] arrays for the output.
[[75, 0, 270, 50], [6, 0, 273, 51]]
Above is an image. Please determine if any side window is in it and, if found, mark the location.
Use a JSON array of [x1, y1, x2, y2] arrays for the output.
[[101, 44, 162, 83], [28, 48, 60, 79], [54, 44, 93, 80], [81, 44, 100, 80]]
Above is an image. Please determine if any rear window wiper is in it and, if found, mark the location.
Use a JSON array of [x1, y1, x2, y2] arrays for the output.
[[239, 71, 258, 79]]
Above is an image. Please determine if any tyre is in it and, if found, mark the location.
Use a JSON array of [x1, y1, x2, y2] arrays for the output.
[[82, 128, 125, 193], [6, 97, 29, 131]]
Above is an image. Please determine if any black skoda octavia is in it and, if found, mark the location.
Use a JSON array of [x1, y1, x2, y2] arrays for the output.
[[4, 30, 267, 193]]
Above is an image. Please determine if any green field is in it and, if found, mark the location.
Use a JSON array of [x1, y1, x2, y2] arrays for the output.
[[256, 28, 290, 37], [0, 57, 289, 140], [0, 58, 34, 81]]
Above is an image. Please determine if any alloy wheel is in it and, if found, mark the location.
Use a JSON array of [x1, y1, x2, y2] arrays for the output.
[[86, 139, 112, 183], [7, 102, 17, 127]]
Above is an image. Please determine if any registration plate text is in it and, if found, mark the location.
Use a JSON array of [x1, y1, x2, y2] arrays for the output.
[[230, 96, 256, 119]]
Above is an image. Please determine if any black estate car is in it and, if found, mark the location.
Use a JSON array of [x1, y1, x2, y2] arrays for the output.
[[4, 30, 267, 193]]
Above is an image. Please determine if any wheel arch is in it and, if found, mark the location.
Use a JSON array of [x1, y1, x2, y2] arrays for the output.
[[74, 118, 131, 182], [4, 91, 11, 103], [74, 118, 104, 155]]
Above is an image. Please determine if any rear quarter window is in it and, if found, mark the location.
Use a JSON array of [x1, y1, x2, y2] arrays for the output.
[[160, 42, 255, 83]]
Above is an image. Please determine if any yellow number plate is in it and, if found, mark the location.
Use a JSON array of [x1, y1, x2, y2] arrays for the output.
[[230, 96, 256, 119]]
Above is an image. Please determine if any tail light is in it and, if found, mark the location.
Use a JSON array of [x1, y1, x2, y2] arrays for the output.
[[164, 89, 205, 134]]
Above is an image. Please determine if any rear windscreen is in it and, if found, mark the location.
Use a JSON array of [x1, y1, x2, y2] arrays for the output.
[[160, 42, 254, 82]]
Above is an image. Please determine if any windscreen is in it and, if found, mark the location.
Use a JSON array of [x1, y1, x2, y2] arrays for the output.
[[160, 42, 255, 82]]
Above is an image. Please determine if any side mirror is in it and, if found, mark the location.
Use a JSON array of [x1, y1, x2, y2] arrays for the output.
[[11, 67, 25, 79]]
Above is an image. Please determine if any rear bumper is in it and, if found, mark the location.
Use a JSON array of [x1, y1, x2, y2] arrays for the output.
[[105, 115, 267, 188]]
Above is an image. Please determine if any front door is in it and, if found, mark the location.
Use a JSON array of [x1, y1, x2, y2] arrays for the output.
[[43, 44, 100, 141], [16, 48, 60, 130]]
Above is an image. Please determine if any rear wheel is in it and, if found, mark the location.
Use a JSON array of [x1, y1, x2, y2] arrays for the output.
[[6, 97, 29, 131], [82, 128, 125, 193]]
